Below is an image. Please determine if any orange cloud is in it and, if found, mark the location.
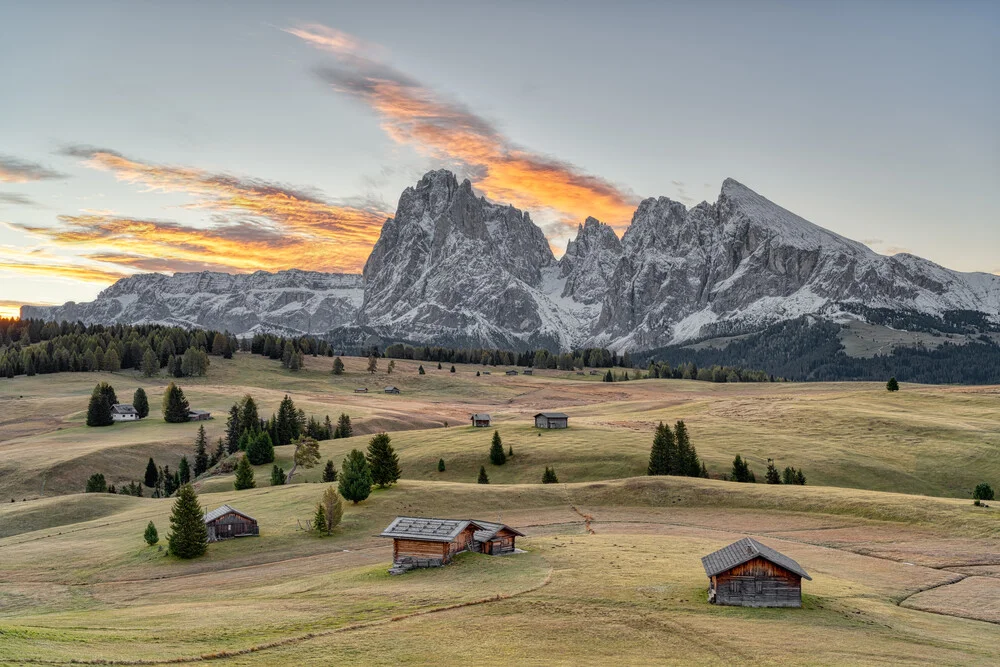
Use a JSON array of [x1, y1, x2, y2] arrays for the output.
[[0, 259, 127, 284], [291, 25, 638, 231]]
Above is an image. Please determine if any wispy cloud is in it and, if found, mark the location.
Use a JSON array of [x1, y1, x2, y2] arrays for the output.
[[0, 192, 42, 208], [0, 257, 128, 284], [287, 23, 638, 230], [0, 155, 66, 183]]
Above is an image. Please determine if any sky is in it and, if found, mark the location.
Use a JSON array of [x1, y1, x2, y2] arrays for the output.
[[1, 0, 998, 318]]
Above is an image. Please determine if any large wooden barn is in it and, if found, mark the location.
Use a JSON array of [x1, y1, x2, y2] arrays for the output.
[[701, 537, 811, 607], [380, 516, 524, 573], [204, 505, 259, 542]]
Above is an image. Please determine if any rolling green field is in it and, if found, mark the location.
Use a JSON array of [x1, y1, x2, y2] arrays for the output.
[[1, 354, 999, 665]]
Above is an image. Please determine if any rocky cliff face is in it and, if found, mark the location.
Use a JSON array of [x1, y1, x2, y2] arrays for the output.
[[25, 171, 1000, 350]]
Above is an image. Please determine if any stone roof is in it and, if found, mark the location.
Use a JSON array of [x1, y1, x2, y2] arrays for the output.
[[701, 537, 811, 580], [204, 504, 255, 524]]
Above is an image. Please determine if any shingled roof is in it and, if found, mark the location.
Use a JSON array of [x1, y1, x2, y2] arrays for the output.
[[204, 504, 255, 524], [471, 520, 526, 543], [380, 517, 477, 542], [701, 537, 811, 580], [534, 412, 569, 419]]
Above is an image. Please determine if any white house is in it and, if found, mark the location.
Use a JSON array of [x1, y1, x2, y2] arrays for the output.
[[111, 404, 140, 422]]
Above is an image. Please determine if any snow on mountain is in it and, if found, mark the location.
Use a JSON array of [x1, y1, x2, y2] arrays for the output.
[[24, 171, 1000, 351]]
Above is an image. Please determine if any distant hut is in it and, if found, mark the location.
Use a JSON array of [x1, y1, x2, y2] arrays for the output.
[[482, 371, 491, 375], [110, 404, 139, 422], [380, 516, 524, 573], [470, 413, 492, 427], [505, 370, 518, 376], [523, 369, 533, 376], [589, 370, 599, 375], [472, 520, 524, 555], [187, 409, 211, 421], [534, 412, 569, 429], [204, 505, 259, 542], [701, 537, 811, 607], [354, 387, 369, 393], [384, 386, 401, 394]]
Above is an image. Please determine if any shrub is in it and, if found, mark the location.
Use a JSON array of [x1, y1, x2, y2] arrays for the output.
[[973, 482, 995, 501]]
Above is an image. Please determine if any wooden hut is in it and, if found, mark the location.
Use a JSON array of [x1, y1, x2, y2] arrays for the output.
[[110, 404, 139, 422], [384, 385, 401, 394], [470, 413, 492, 427], [204, 505, 259, 542], [354, 387, 368, 393], [472, 520, 524, 555], [701, 537, 811, 607], [187, 409, 211, 421], [534, 412, 569, 429], [380, 516, 524, 573], [505, 370, 518, 376], [523, 369, 533, 375]]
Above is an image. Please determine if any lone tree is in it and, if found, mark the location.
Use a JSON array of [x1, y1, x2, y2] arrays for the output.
[[285, 435, 321, 484], [86, 383, 115, 427], [193, 425, 209, 476], [162, 382, 190, 423], [477, 466, 490, 484], [887, 377, 900, 392], [133, 387, 149, 419], [367, 354, 378, 374], [647, 422, 675, 476], [973, 482, 995, 501], [234, 454, 256, 490], [332, 356, 345, 375], [318, 486, 344, 534], [438, 458, 446, 472], [322, 459, 338, 482], [489, 430, 507, 465], [167, 484, 208, 559], [338, 449, 373, 504], [542, 466, 558, 484], [450, 365, 456, 373], [765, 458, 781, 484], [731, 455, 754, 483], [418, 365, 425, 375], [144, 457, 158, 488], [366, 433, 401, 488], [313, 503, 326, 533], [144, 521, 159, 546], [85, 473, 107, 493], [387, 359, 395, 375]]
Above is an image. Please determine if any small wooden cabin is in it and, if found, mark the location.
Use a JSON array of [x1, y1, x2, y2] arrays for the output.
[[188, 409, 211, 421], [701, 537, 811, 607], [534, 412, 569, 429], [589, 370, 599, 375], [204, 505, 259, 542], [523, 369, 533, 375], [354, 387, 368, 393], [384, 385, 400, 394], [505, 370, 518, 376], [470, 413, 492, 427], [111, 404, 139, 422], [380, 516, 525, 573]]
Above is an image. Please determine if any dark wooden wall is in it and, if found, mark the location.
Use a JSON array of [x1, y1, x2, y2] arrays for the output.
[[711, 557, 802, 607]]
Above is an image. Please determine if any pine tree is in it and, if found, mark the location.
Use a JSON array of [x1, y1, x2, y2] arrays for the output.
[[178, 456, 191, 485], [603, 369, 614, 382], [275, 394, 297, 446], [387, 359, 395, 375], [234, 455, 255, 490], [194, 425, 209, 476], [731, 455, 753, 483], [167, 484, 208, 559], [320, 486, 343, 534], [144, 457, 158, 488], [973, 482, 995, 501], [366, 433, 401, 488], [887, 377, 900, 392], [144, 521, 159, 546], [313, 503, 326, 533], [674, 420, 700, 477], [647, 422, 675, 475], [338, 449, 373, 504], [133, 387, 149, 418], [795, 469, 806, 485], [337, 413, 352, 438], [332, 356, 345, 375], [162, 382, 190, 423], [450, 365, 456, 373], [782, 466, 797, 485], [85, 473, 107, 492], [765, 459, 781, 484], [508, 445, 513, 457], [418, 365, 425, 375], [437, 458, 445, 472], [225, 404, 241, 453], [86, 384, 114, 427], [477, 466, 490, 484], [163, 465, 176, 496], [367, 354, 378, 374], [542, 466, 558, 483], [141, 348, 160, 377], [322, 459, 338, 482], [270, 464, 286, 486], [285, 435, 321, 483], [489, 430, 506, 465], [323, 415, 334, 439], [246, 431, 274, 465]]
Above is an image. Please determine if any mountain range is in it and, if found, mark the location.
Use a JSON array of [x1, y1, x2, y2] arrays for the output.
[[23, 170, 1000, 354]]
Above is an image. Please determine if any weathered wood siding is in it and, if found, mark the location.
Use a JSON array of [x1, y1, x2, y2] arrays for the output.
[[535, 416, 568, 429], [710, 557, 802, 607], [393, 539, 449, 561], [206, 512, 258, 542]]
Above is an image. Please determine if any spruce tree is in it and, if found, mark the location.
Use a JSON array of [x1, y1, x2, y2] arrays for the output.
[[438, 458, 446, 472], [542, 466, 558, 483], [167, 484, 208, 559], [795, 469, 806, 485], [674, 420, 700, 477], [144, 521, 159, 546], [178, 456, 191, 485], [270, 464, 286, 486], [450, 365, 456, 373], [332, 356, 345, 375], [782, 466, 797, 485], [313, 503, 327, 533], [162, 382, 190, 423], [731, 455, 753, 483], [144, 457, 158, 488], [86, 384, 114, 427], [765, 458, 781, 484], [337, 413, 352, 438], [366, 433, 401, 488], [246, 431, 274, 465], [603, 369, 614, 382], [225, 404, 241, 453], [162, 465, 176, 496], [477, 466, 490, 484], [508, 445, 513, 457], [489, 430, 506, 465], [234, 455, 256, 490], [193, 425, 209, 476], [212, 438, 225, 466], [418, 365, 425, 375], [133, 387, 149, 418], [437, 362, 442, 370], [887, 377, 900, 392], [85, 473, 107, 492], [339, 449, 373, 504], [320, 486, 343, 534], [275, 395, 296, 446], [647, 422, 675, 475], [322, 459, 338, 482], [141, 348, 160, 377], [239, 395, 260, 436]]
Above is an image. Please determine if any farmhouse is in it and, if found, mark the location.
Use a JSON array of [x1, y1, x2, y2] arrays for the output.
[[204, 505, 259, 542], [384, 385, 400, 394], [702, 537, 811, 607], [471, 413, 492, 427], [188, 409, 211, 421], [110, 404, 139, 422], [505, 370, 518, 376], [534, 412, 569, 429], [380, 516, 525, 573]]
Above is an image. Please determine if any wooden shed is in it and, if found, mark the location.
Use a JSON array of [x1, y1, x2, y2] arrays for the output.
[[505, 370, 518, 376], [354, 387, 368, 393], [204, 505, 259, 542], [188, 409, 211, 421], [534, 412, 569, 429], [111, 404, 139, 422], [472, 520, 524, 555], [380, 516, 524, 574], [523, 369, 533, 375], [384, 385, 400, 394], [701, 537, 811, 607], [470, 413, 492, 427]]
